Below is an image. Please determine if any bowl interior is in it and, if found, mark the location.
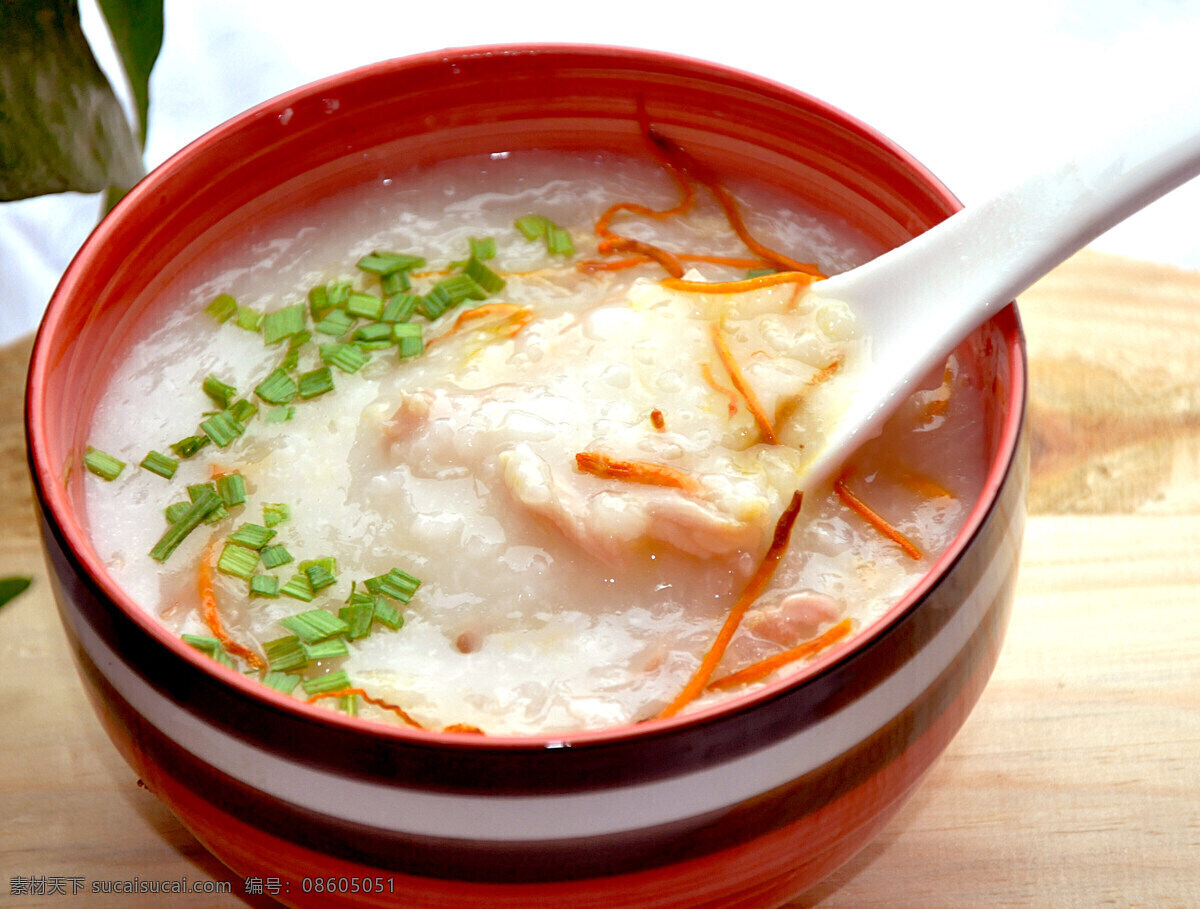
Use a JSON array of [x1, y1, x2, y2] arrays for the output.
[[27, 44, 1024, 743]]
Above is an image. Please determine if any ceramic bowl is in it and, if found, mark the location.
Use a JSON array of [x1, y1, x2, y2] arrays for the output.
[[26, 45, 1026, 908]]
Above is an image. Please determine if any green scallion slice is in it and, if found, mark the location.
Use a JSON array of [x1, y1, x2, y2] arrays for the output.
[[188, 482, 228, 524], [255, 368, 299, 406], [308, 285, 332, 320], [436, 273, 487, 305], [217, 542, 259, 579], [249, 574, 281, 598], [165, 501, 191, 524], [320, 342, 369, 373], [230, 398, 258, 425], [150, 486, 223, 561], [393, 322, 424, 358], [345, 292, 384, 321], [262, 304, 307, 345], [264, 635, 308, 673], [139, 450, 178, 480], [235, 306, 263, 332], [200, 410, 245, 448], [84, 446, 125, 481], [302, 668, 351, 696], [263, 503, 290, 527], [463, 256, 506, 294], [356, 250, 425, 276], [469, 236, 496, 260], [380, 270, 410, 296], [182, 633, 223, 655], [514, 214, 573, 255], [170, 434, 210, 459], [381, 293, 418, 323], [303, 638, 349, 661], [340, 692, 358, 715], [265, 406, 295, 423], [261, 671, 302, 695], [280, 608, 349, 644], [205, 293, 238, 323], [352, 322, 393, 344], [297, 366, 334, 399], [417, 284, 453, 320], [203, 374, 238, 409], [314, 308, 355, 337], [338, 601, 375, 640], [228, 523, 276, 550], [303, 561, 337, 592], [746, 268, 778, 278], [260, 543, 293, 569], [545, 225, 574, 256], [365, 567, 422, 603], [280, 572, 315, 602], [216, 473, 247, 507], [514, 214, 548, 240], [372, 597, 404, 630]]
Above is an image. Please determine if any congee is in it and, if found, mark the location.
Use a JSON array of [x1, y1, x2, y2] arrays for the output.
[[83, 145, 986, 735]]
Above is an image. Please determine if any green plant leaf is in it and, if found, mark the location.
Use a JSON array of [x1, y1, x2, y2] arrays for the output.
[[0, 0, 145, 201], [96, 0, 163, 149], [0, 577, 31, 610]]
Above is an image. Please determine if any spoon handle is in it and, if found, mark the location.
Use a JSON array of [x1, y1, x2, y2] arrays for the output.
[[809, 96, 1200, 466]]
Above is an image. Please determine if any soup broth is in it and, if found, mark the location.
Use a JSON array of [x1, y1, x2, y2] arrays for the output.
[[85, 149, 985, 735]]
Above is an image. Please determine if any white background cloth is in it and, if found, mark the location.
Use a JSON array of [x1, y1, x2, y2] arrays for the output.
[[4, 0, 1199, 345]]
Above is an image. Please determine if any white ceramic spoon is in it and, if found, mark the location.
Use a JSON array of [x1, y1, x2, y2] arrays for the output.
[[800, 105, 1200, 488]]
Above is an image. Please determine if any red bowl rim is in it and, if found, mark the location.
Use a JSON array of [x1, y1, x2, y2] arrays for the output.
[[26, 42, 1027, 752]]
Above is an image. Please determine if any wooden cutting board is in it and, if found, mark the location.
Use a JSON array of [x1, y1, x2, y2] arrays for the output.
[[1, 249, 1197, 907]]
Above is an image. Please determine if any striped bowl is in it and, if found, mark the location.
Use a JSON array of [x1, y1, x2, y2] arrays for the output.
[[26, 45, 1026, 908]]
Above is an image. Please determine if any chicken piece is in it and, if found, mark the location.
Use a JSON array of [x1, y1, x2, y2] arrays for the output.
[[747, 591, 841, 646]]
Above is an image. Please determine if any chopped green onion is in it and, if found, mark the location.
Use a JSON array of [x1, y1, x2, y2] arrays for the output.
[[205, 293, 238, 323], [469, 236, 496, 260], [339, 601, 374, 640], [230, 398, 258, 425], [264, 635, 308, 673], [255, 368, 299, 405], [202, 374, 238, 409], [302, 668, 351, 696], [84, 446, 125, 481], [150, 486, 223, 561], [265, 406, 295, 423], [515, 214, 573, 255], [436, 273, 487, 305], [261, 671, 302, 695], [327, 280, 353, 307], [746, 268, 778, 278], [464, 256, 506, 294], [352, 322, 393, 344], [164, 501, 191, 524], [340, 692, 358, 715], [263, 503, 290, 527], [260, 543, 293, 569], [320, 342, 369, 373], [303, 637, 349, 661], [200, 410, 245, 448], [314, 308, 356, 337], [217, 542, 259, 579], [182, 633, 223, 655], [380, 270, 410, 296], [249, 574, 281, 598], [280, 330, 311, 371], [228, 523, 276, 549], [139, 450, 178, 480], [356, 250, 425, 276], [303, 561, 337, 592], [235, 306, 263, 332], [216, 473, 247, 507], [345, 292, 384, 321], [381, 293, 418, 323], [417, 284, 453, 320], [365, 567, 422, 603], [393, 322, 424, 358], [188, 482, 228, 524], [308, 285, 333, 321], [170, 434, 210, 459], [280, 608, 349, 643], [297, 366, 335, 399], [372, 597, 404, 630], [280, 572, 315, 602], [262, 304, 307, 345]]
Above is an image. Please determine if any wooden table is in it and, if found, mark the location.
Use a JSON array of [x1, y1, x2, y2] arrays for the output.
[[2, 250, 1197, 907]]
